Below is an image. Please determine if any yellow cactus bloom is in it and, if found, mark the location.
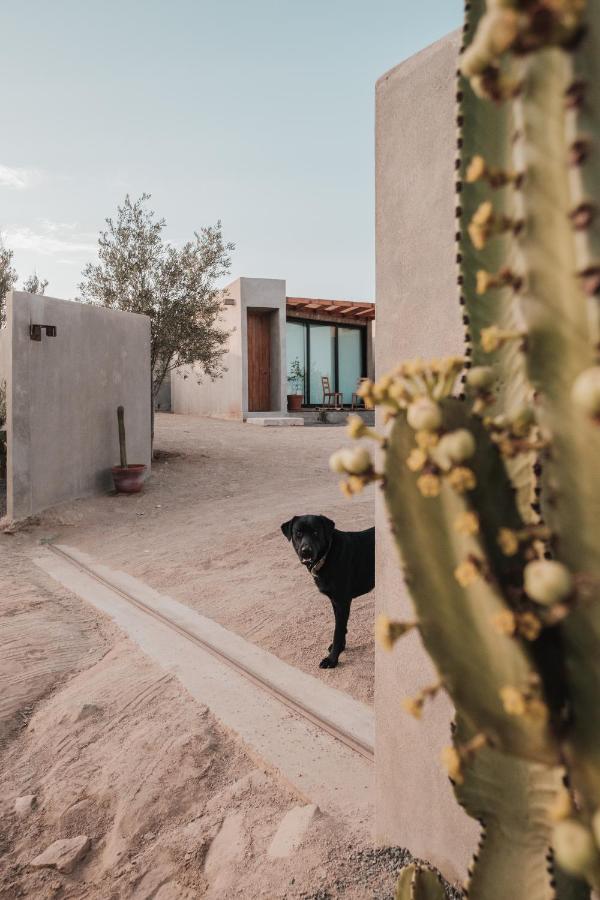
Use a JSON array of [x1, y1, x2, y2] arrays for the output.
[[466, 154, 487, 183], [340, 480, 353, 499], [527, 697, 550, 724], [406, 448, 427, 472], [548, 788, 573, 822], [441, 745, 463, 784], [492, 609, 516, 636], [375, 615, 416, 651], [402, 696, 424, 720], [553, 819, 599, 877], [356, 378, 374, 398], [500, 685, 527, 716], [481, 326, 525, 353], [417, 473, 441, 497], [447, 467, 477, 493], [454, 511, 480, 536], [468, 201, 495, 250], [415, 430, 439, 449], [347, 414, 367, 439], [476, 270, 493, 295], [473, 201, 494, 226], [348, 475, 365, 494], [454, 559, 480, 587], [498, 527, 519, 556], [550, 788, 573, 824], [517, 612, 542, 642]]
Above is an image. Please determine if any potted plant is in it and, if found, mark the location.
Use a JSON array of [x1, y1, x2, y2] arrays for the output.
[[287, 358, 305, 412], [112, 405, 147, 493]]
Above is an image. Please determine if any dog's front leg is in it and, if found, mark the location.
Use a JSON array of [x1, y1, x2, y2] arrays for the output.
[[319, 597, 350, 669]]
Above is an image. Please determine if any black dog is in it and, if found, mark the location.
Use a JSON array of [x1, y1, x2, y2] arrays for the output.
[[281, 515, 375, 669]]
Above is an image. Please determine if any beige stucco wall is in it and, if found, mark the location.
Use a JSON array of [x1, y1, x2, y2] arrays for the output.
[[171, 277, 288, 420], [0, 326, 8, 391], [4, 291, 151, 522], [238, 277, 287, 418], [374, 32, 479, 880], [171, 280, 244, 419]]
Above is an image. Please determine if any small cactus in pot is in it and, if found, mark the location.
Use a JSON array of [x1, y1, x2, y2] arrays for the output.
[[112, 405, 147, 493]]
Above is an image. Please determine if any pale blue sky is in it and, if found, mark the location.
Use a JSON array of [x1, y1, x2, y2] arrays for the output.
[[2, 1, 461, 300]]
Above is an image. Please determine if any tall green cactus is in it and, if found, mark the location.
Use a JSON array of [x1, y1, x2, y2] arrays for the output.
[[333, 1, 600, 897]]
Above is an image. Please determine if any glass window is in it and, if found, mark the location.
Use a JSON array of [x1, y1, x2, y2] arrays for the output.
[[309, 323, 336, 405], [285, 319, 365, 405], [286, 322, 306, 400], [337, 328, 362, 404]]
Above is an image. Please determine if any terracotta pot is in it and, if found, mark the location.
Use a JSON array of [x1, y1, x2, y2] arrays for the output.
[[287, 394, 303, 412], [112, 464, 147, 494]]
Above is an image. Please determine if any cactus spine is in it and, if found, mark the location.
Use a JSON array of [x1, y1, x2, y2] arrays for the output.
[[333, 1, 600, 897]]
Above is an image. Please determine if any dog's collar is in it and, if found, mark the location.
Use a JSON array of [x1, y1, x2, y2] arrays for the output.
[[309, 541, 332, 578]]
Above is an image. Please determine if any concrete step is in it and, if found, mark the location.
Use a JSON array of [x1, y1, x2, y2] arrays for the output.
[[245, 417, 304, 426]]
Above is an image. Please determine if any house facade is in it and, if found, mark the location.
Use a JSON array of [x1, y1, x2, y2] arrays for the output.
[[171, 277, 375, 421]]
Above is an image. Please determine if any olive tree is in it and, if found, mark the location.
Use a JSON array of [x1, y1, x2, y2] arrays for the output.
[[22, 273, 48, 295], [0, 237, 17, 326], [78, 194, 233, 435]]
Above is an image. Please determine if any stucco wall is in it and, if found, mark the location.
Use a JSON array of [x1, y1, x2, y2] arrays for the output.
[[171, 277, 287, 420], [374, 32, 478, 880], [4, 291, 151, 521], [171, 280, 243, 419], [0, 326, 8, 392], [239, 277, 287, 418]]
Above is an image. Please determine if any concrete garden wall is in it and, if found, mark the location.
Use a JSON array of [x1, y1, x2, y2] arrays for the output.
[[374, 32, 479, 880], [2, 291, 151, 522]]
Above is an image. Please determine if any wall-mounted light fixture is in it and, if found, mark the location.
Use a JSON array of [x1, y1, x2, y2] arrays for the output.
[[30, 324, 57, 341]]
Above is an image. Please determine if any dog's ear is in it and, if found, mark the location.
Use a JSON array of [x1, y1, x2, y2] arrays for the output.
[[320, 516, 336, 538], [281, 517, 297, 541]]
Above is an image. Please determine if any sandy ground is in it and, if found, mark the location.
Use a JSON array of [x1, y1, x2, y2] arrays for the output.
[[25, 414, 377, 705], [0, 535, 457, 899], [0, 416, 405, 898]]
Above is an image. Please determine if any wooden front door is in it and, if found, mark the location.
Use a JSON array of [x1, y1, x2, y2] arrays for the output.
[[247, 311, 271, 411]]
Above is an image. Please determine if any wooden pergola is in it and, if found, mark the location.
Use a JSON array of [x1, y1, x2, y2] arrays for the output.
[[286, 297, 375, 323]]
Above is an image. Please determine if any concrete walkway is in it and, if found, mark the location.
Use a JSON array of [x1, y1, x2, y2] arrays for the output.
[[35, 545, 374, 837]]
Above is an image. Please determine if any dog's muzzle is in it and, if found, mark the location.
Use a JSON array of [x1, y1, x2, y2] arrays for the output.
[[300, 547, 313, 566]]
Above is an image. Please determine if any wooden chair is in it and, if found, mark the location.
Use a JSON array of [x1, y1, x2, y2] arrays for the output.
[[321, 376, 343, 409], [351, 377, 369, 410]]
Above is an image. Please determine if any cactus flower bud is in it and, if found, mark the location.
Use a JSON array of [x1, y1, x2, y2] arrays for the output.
[[552, 820, 599, 877], [375, 615, 416, 651], [466, 155, 487, 183], [524, 559, 573, 605], [347, 414, 367, 439], [440, 745, 463, 783], [591, 808, 600, 846], [572, 367, 600, 421], [342, 446, 372, 475], [417, 473, 442, 497], [460, 10, 519, 77], [407, 397, 442, 432], [436, 429, 476, 469], [329, 449, 348, 474], [466, 366, 495, 391], [511, 405, 535, 437]]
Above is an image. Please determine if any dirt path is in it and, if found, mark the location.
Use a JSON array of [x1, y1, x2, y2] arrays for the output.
[[27, 414, 377, 705], [0, 538, 449, 900]]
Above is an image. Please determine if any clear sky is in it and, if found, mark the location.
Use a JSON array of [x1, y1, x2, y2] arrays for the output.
[[2, 1, 461, 301]]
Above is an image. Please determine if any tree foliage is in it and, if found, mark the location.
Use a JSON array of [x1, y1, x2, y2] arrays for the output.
[[78, 193, 234, 400], [0, 237, 17, 327], [22, 273, 48, 295]]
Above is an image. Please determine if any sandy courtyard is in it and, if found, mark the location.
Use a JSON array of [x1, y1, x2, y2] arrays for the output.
[[26, 414, 377, 705], [0, 415, 434, 899]]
